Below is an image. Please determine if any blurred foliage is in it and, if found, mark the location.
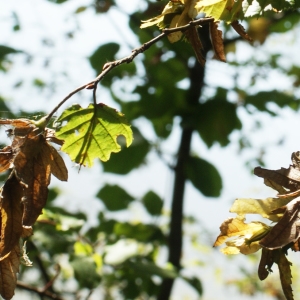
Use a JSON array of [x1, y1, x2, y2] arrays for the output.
[[0, 1, 300, 300]]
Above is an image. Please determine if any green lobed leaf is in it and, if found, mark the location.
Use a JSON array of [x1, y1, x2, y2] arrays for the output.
[[185, 156, 222, 197], [97, 184, 135, 211], [55, 103, 133, 167], [142, 191, 163, 216]]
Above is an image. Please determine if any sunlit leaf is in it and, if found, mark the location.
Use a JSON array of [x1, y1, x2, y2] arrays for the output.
[[214, 217, 269, 254], [230, 197, 291, 222], [55, 103, 133, 167], [209, 21, 226, 62]]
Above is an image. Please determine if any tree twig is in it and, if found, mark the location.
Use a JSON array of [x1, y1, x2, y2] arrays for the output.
[[45, 17, 214, 123], [17, 281, 64, 300]]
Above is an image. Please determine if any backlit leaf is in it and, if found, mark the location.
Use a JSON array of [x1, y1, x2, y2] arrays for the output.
[[55, 103, 133, 167], [0, 245, 20, 300], [0, 175, 23, 259], [230, 197, 291, 222]]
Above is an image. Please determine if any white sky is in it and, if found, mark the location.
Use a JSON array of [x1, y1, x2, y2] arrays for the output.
[[1, 1, 300, 299]]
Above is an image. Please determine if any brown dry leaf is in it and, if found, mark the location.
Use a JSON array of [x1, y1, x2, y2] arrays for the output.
[[41, 142, 68, 181], [254, 166, 300, 192], [0, 146, 13, 173], [260, 197, 300, 250], [230, 20, 253, 42], [0, 174, 23, 259], [0, 118, 35, 137], [0, 244, 20, 300], [258, 248, 278, 280], [278, 251, 293, 300], [13, 134, 51, 226], [185, 26, 206, 66], [209, 21, 226, 62]]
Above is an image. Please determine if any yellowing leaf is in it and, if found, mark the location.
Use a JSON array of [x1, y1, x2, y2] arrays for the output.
[[140, 1, 184, 29], [55, 103, 133, 167], [195, 0, 242, 22], [214, 217, 269, 254], [230, 197, 291, 222]]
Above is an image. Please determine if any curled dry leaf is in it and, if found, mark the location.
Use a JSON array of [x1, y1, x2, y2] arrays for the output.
[[185, 26, 206, 66], [260, 197, 300, 250], [209, 21, 226, 62], [214, 216, 269, 254], [230, 20, 253, 42], [0, 146, 14, 173], [0, 244, 20, 300], [0, 174, 23, 259], [278, 251, 293, 300]]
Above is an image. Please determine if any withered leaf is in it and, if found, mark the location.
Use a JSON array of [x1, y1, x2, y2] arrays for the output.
[[0, 174, 23, 259], [0, 146, 13, 173], [13, 134, 51, 226], [185, 26, 206, 66], [254, 153, 300, 192], [0, 118, 35, 137], [0, 244, 20, 300], [278, 251, 293, 300], [230, 20, 253, 42], [41, 142, 68, 181], [258, 248, 278, 280], [260, 197, 300, 249], [209, 21, 226, 62]]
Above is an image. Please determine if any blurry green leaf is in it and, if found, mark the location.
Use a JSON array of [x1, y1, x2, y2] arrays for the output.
[[245, 90, 299, 114], [182, 276, 203, 296], [70, 256, 101, 289], [188, 89, 241, 147], [97, 184, 135, 211], [33, 78, 46, 88], [89, 42, 120, 74], [47, 0, 69, 3], [142, 191, 163, 216], [38, 208, 85, 231], [127, 260, 177, 279], [103, 127, 150, 174], [55, 103, 133, 166], [114, 222, 165, 243], [74, 241, 93, 256], [0, 45, 21, 60], [75, 6, 87, 13], [185, 156, 222, 197]]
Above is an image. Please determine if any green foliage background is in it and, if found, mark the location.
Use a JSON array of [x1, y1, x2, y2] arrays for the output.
[[1, 1, 300, 299]]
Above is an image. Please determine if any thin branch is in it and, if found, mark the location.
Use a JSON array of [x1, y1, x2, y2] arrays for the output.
[[45, 17, 214, 123], [17, 281, 64, 300]]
